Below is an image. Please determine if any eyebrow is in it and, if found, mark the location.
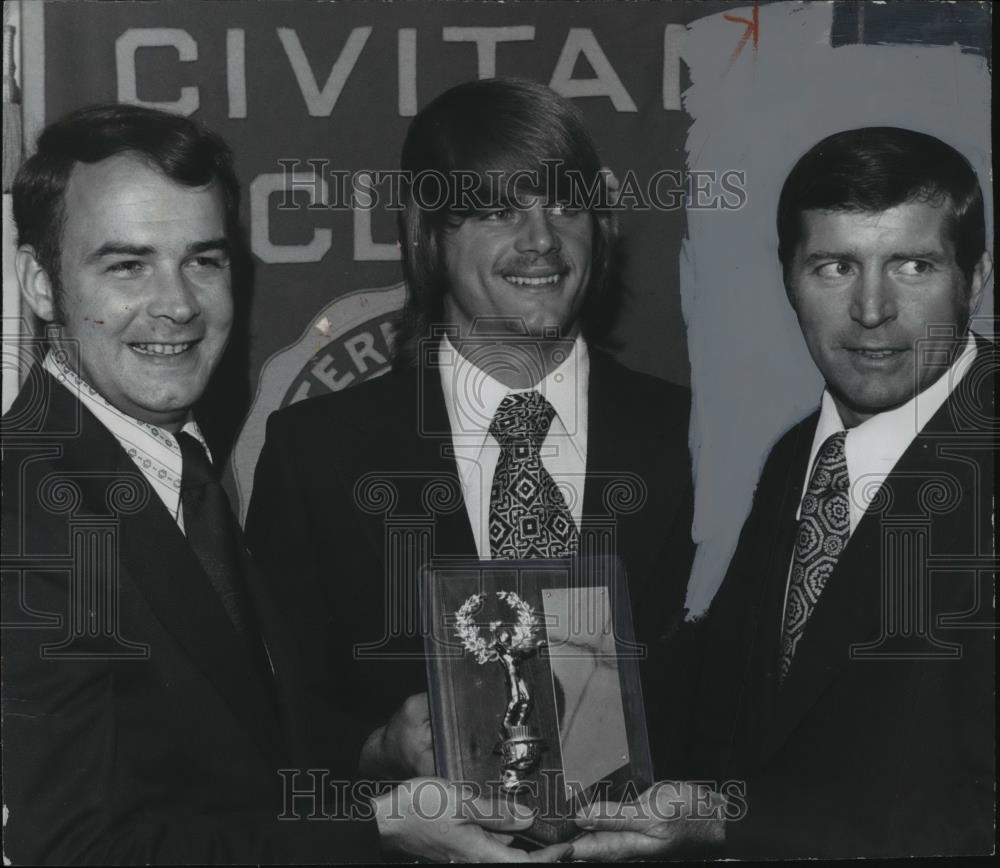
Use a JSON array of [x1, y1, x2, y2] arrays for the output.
[[470, 195, 522, 211], [801, 248, 947, 265], [86, 238, 230, 263], [86, 243, 155, 264], [889, 249, 947, 262], [801, 250, 856, 266], [188, 238, 230, 256]]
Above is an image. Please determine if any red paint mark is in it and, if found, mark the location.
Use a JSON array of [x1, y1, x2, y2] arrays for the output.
[[723, 3, 759, 75]]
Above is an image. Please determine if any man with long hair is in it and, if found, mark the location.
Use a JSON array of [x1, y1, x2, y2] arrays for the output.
[[247, 79, 696, 788]]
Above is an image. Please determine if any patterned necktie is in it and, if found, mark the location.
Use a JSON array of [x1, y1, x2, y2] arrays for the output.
[[780, 430, 850, 681], [488, 391, 580, 559], [176, 431, 261, 645]]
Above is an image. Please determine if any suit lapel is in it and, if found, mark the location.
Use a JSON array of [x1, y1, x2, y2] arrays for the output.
[[347, 366, 477, 561], [418, 363, 478, 557], [739, 420, 815, 749], [761, 341, 995, 760], [764, 513, 879, 755], [582, 353, 672, 595], [119, 479, 282, 757], [46, 379, 282, 758]]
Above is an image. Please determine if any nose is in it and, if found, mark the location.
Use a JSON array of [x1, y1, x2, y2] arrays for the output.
[[849, 266, 897, 328], [148, 268, 200, 324], [514, 206, 560, 256]]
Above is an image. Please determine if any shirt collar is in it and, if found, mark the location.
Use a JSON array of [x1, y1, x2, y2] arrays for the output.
[[43, 350, 209, 459], [802, 332, 977, 523], [439, 332, 589, 454]]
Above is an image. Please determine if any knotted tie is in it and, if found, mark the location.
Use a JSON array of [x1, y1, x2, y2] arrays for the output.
[[780, 430, 850, 681], [176, 431, 260, 643], [488, 391, 580, 559]]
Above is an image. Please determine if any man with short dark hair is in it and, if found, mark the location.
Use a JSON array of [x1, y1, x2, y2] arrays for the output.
[[247, 78, 696, 785], [1, 103, 567, 864], [573, 127, 995, 859]]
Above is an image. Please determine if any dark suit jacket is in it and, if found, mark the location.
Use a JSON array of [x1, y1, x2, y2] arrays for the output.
[[1, 372, 379, 864], [246, 349, 696, 778], [690, 337, 996, 858]]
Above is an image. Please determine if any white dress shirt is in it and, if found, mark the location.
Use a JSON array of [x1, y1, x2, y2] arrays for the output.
[[44, 351, 209, 533], [797, 332, 979, 533], [781, 333, 979, 627], [438, 334, 589, 559]]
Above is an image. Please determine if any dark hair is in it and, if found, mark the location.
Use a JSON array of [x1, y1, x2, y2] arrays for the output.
[[777, 127, 985, 282], [394, 78, 621, 365], [13, 102, 241, 304]]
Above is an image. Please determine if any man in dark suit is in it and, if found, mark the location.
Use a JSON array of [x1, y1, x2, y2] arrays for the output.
[[247, 79, 695, 783], [572, 128, 995, 859], [2, 104, 567, 864]]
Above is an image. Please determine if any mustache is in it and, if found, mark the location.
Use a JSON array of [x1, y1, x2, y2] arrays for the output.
[[497, 253, 570, 273]]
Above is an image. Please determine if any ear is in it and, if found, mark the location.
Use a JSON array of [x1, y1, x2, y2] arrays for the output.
[[782, 267, 799, 311], [15, 246, 58, 323], [599, 166, 620, 204], [967, 250, 992, 317], [599, 166, 621, 235]]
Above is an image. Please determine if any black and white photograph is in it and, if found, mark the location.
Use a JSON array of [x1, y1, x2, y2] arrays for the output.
[[1, 0, 994, 863]]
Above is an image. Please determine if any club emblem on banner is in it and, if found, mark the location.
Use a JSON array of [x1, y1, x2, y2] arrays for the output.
[[231, 282, 406, 519]]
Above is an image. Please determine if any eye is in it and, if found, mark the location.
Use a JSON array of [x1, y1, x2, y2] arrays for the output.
[[187, 254, 230, 271], [548, 203, 582, 218], [895, 259, 934, 277], [106, 260, 146, 277], [481, 207, 514, 222], [480, 205, 519, 223], [814, 261, 855, 279]]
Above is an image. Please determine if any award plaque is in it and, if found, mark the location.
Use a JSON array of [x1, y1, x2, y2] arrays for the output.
[[422, 556, 653, 844]]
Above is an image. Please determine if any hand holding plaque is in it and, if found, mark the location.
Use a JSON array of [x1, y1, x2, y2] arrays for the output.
[[359, 693, 435, 779], [425, 557, 655, 845], [571, 781, 728, 860]]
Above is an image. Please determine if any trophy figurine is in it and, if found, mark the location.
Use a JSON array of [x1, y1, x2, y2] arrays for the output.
[[455, 591, 545, 791]]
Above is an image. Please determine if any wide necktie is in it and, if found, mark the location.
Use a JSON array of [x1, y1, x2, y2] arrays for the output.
[[176, 431, 263, 650], [780, 430, 850, 682], [488, 391, 580, 559]]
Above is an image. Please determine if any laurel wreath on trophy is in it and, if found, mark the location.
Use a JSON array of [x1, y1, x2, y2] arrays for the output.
[[454, 591, 540, 664]]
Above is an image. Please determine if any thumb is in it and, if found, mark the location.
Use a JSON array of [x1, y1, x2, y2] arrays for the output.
[[402, 691, 430, 722], [471, 796, 537, 832]]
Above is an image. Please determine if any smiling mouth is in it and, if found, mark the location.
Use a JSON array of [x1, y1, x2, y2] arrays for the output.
[[848, 348, 905, 360], [130, 341, 198, 356], [503, 273, 564, 287]]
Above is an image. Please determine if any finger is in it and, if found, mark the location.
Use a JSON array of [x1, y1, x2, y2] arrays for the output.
[[523, 842, 575, 862], [465, 834, 542, 864], [574, 800, 639, 832], [568, 830, 656, 862]]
